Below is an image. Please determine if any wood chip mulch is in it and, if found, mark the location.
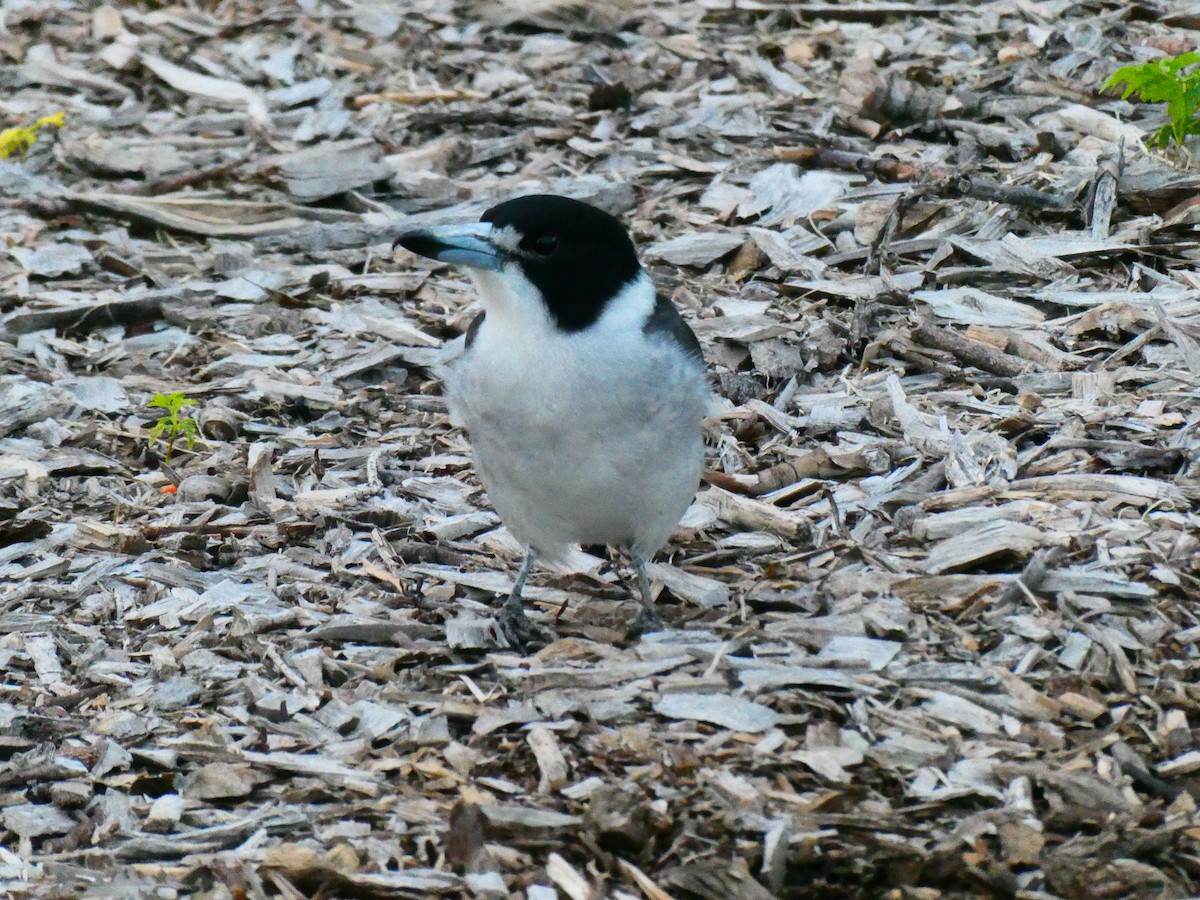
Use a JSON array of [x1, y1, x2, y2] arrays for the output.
[[1, 1, 1198, 898]]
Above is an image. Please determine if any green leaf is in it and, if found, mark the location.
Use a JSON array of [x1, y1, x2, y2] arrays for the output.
[[1113, 67, 1182, 103], [1103, 66, 1139, 97], [1168, 95, 1192, 124], [1148, 124, 1176, 148], [1106, 51, 1200, 151], [1163, 51, 1200, 73], [148, 391, 198, 415]]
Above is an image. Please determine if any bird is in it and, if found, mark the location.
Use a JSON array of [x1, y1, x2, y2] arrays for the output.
[[395, 194, 709, 647]]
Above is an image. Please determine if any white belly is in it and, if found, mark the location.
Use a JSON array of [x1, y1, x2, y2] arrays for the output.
[[447, 327, 707, 562]]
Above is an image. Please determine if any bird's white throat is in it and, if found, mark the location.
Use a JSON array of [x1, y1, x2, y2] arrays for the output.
[[469, 267, 656, 347]]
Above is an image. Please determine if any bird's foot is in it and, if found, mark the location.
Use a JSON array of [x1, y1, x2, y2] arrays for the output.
[[497, 605, 551, 652], [625, 605, 664, 641], [627, 553, 666, 641]]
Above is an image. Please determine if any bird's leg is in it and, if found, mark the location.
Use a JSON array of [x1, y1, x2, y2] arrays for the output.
[[498, 549, 537, 648], [630, 553, 663, 635]]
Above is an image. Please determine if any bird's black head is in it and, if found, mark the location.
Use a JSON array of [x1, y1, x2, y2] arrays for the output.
[[396, 194, 642, 333], [480, 195, 639, 331]]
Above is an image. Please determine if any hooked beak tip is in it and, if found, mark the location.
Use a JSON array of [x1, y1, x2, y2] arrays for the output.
[[393, 231, 434, 255]]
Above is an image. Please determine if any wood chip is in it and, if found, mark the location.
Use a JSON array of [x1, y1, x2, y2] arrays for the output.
[[654, 693, 778, 733]]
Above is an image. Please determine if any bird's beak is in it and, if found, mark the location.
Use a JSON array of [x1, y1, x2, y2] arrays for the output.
[[393, 222, 503, 272]]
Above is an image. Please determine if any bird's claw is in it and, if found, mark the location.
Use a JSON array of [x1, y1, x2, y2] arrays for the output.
[[626, 606, 664, 641], [497, 606, 551, 652]]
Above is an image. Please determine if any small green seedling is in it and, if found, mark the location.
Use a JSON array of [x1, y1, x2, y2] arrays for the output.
[[147, 392, 199, 462], [1105, 51, 1200, 150]]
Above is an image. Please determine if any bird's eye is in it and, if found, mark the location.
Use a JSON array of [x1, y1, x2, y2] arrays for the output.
[[520, 234, 559, 256]]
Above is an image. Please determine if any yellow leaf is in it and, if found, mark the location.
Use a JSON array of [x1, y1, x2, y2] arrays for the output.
[[0, 111, 66, 160]]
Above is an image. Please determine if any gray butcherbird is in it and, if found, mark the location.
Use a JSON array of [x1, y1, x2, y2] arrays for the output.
[[395, 195, 709, 646]]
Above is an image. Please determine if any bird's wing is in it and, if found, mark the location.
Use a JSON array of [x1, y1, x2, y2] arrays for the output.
[[642, 293, 703, 364], [463, 310, 486, 350]]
